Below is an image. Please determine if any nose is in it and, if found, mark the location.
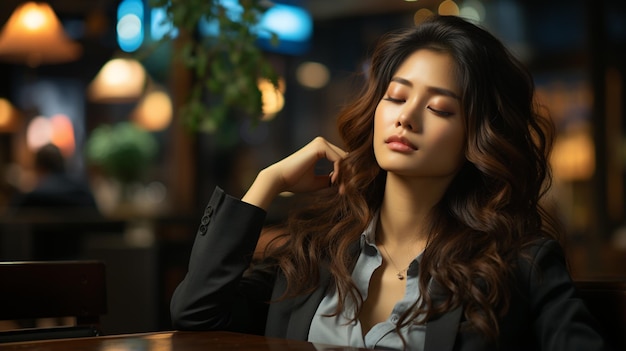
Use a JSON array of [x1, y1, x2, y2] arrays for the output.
[[395, 103, 421, 131]]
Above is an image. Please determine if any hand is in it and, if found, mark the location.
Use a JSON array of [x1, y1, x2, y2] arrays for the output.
[[265, 136, 345, 193], [242, 137, 347, 210]]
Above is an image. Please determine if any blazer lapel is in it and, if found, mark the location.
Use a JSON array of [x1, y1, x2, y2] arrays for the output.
[[285, 265, 332, 340], [423, 276, 463, 351], [285, 241, 360, 340], [424, 305, 462, 351]]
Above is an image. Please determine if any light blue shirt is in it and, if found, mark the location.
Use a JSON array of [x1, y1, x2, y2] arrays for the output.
[[307, 214, 426, 350]]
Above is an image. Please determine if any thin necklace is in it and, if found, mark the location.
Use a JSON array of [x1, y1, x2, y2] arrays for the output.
[[379, 243, 412, 280]]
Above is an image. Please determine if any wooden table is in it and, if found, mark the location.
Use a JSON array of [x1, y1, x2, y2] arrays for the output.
[[0, 330, 369, 351]]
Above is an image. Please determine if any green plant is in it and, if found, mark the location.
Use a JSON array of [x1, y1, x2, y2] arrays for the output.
[[148, 0, 279, 132], [86, 122, 158, 183]]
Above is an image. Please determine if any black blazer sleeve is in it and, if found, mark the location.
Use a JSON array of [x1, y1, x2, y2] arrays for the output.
[[170, 187, 275, 334], [453, 239, 613, 351], [525, 239, 612, 350]]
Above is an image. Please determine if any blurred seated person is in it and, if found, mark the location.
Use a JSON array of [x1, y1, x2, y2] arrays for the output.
[[7, 143, 101, 260], [10, 143, 98, 209]]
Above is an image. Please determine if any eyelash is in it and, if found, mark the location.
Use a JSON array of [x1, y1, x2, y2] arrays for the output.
[[427, 106, 453, 117], [383, 96, 453, 117], [383, 96, 404, 103]]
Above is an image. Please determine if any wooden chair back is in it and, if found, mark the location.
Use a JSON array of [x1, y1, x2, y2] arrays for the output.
[[575, 280, 626, 351], [0, 260, 107, 343]]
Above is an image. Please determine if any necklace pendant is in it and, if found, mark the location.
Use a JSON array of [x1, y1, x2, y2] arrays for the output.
[[397, 272, 405, 280]]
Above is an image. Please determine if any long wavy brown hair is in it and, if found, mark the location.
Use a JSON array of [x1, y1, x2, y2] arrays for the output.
[[266, 15, 560, 341]]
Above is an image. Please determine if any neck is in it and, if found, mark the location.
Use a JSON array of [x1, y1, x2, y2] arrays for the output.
[[378, 173, 451, 248]]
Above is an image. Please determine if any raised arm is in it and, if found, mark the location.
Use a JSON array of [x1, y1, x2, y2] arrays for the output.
[[170, 137, 346, 333], [242, 136, 346, 210]]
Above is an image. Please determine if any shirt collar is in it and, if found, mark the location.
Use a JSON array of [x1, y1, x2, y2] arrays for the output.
[[360, 210, 380, 249], [359, 210, 424, 276]]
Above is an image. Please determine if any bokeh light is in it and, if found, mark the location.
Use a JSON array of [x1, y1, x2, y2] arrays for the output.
[[460, 0, 485, 22], [88, 58, 147, 103], [414, 9, 435, 25], [25, 114, 75, 157], [258, 78, 286, 121], [49, 114, 75, 157], [0, 98, 19, 131], [296, 62, 330, 89], [133, 90, 173, 131], [117, 0, 144, 52], [26, 116, 53, 151], [438, 1, 460, 16]]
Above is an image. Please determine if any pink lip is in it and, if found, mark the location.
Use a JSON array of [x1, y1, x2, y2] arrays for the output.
[[385, 135, 417, 151]]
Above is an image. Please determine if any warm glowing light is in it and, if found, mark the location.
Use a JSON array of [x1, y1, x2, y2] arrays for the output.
[[414, 9, 435, 25], [26, 116, 53, 151], [258, 78, 286, 121], [0, 99, 11, 126], [26, 114, 75, 156], [296, 62, 330, 89], [88, 58, 147, 103], [50, 114, 75, 157], [551, 128, 595, 181], [0, 2, 82, 66], [0, 98, 19, 132], [133, 90, 173, 131], [22, 6, 47, 30], [438, 1, 460, 16]]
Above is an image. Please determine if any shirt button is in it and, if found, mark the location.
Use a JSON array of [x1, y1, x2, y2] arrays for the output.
[[391, 315, 399, 323], [198, 225, 207, 235]]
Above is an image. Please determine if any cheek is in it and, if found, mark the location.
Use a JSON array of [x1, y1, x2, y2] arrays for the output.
[[373, 105, 386, 137], [432, 125, 465, 159], [374, 103, 397, 129], [373, 107, 386, 159]]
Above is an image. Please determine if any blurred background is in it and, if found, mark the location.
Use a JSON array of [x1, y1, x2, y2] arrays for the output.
[[0, 0, 624, 335]]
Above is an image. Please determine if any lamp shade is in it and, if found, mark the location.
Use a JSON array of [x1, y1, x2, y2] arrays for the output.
[[88, 58, 147, 103], [0, 2, 82, 66]]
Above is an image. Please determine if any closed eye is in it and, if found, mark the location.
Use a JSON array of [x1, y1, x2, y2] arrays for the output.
[[383, 96, 405, 103], [427, 106, 453, 117]]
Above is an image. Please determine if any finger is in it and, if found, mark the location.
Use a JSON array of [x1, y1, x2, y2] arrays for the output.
[[318, 142, 345, 185], [327, 149, 346, 185], [311, 137, 345, 161], [323, 141, 347, 162]]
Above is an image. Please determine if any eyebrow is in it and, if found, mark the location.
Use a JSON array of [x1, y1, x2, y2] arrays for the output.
[[390, 77, 460, 100]]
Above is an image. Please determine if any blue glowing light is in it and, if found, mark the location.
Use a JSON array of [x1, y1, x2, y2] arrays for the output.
[[257, 4, 312, 43], [198, 0, 243, 37], [198, 1, 313, 55], [117, 0, 144, 52], [150, 7, 178, 41]]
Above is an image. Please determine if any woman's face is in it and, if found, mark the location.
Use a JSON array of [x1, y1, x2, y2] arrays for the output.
[[373, 49, 466, 180]]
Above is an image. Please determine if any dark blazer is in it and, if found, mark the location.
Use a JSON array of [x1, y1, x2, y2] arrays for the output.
[[170, 187, 612, 351]]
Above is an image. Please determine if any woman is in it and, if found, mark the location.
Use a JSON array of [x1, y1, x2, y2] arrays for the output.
[[170, 15, 611, 350]]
